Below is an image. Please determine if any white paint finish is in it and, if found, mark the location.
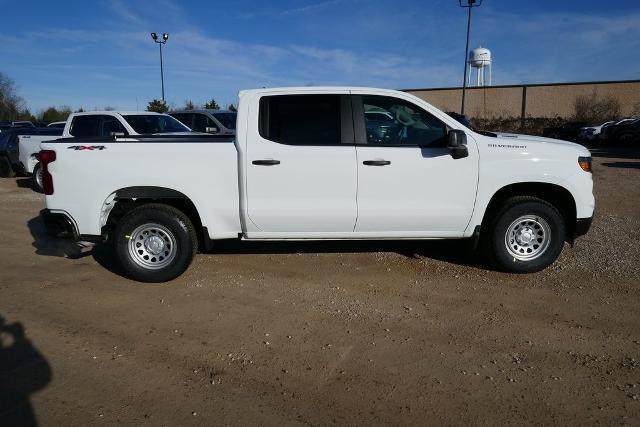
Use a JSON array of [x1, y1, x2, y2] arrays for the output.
[[42, 141, 241, 237], [245, 141, 358, 232], [43, 86, 595, 244], [18, 135, 58, 173], [355, 144, 478, 233], [467, 133, 595, 232], [242, 89, 357, 233]]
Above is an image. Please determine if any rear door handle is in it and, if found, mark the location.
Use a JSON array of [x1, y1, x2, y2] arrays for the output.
[[252, 159, 281, 166], [363, 160, 391, 166]]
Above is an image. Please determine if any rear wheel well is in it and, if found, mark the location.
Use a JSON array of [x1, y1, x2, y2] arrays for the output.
[[481, 183, 577, 240], [102, 187, 208, 251]]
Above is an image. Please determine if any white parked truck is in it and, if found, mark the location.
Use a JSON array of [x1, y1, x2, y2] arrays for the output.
[[40, 87, 594, 282]]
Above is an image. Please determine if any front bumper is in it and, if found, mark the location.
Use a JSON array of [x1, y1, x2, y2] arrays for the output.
[[574, 216, 593, 238], [40, 209, 78, 239]]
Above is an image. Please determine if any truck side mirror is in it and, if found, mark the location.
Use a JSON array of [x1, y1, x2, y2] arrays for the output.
[[447, 129, 469, 159], [205, 126, 219, 134]]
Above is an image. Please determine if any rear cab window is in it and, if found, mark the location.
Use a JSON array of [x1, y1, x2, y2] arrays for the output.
[[258, 94, 344, 145]]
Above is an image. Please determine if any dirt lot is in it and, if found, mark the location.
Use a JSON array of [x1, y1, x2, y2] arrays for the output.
[[1, 148, 639, 426]]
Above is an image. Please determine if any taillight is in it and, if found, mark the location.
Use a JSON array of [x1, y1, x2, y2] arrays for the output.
[[39, 150, 56, 195], [578, 156, 592, 173]]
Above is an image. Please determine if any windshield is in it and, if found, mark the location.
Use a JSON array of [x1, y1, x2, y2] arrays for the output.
[[213, 112, 237, 130], [123, 115, 191, 134]]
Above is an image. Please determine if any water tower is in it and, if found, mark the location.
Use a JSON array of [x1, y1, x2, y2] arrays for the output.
[[467, 47, 492, 86]]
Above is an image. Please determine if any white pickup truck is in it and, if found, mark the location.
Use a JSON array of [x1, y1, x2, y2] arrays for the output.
[[40, 87, 594, 282], [19, 111, 192, 190]]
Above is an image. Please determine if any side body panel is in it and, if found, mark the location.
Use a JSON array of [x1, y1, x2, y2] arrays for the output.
[[350, 90, 479, 235], [241, 90, 358, 234], [466, 135, 595, 234], [42, 141, 242, 238]]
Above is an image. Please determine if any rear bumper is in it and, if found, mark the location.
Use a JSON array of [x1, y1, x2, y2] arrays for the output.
[[574, 216, 593, 238], [40, 209, 79, 239]]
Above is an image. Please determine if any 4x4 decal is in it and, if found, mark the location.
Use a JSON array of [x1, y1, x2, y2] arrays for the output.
[[67, 145, 106, 151]]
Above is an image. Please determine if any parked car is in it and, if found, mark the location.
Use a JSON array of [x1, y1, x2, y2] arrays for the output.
[[577, 120, 615, 141], [18, 128, 64, 190], [169, 109, 236, 135], [40, 87, 594, 282], [0, 127, 61, 177], [542, 121, 587, 141], [600, 118, 639, 143]]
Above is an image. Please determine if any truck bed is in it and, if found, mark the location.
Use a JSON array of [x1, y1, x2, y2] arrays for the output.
[[41, 134, 241, 238]]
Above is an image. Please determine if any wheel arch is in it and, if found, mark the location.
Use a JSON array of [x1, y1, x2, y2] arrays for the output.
[[101, 186, 209, 250], [481, 182, 577, 239]]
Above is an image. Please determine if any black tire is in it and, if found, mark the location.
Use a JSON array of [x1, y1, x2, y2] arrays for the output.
[[484, 196, 565, 273], [32, 162, 43, 192], [114, 203, 197, 283], [0, 156, 15, 178]]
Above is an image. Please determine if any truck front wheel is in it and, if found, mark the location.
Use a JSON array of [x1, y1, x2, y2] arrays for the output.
[[114, 204, 197, 282], [486, 196, 566, 273]]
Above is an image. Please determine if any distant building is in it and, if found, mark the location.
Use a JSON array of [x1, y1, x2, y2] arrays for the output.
[[405, 79, 640, 120]]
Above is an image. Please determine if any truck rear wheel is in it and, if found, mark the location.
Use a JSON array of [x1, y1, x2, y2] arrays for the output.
[[0, 156, 15, 178], [114, 204, 197, 282], [485, 196, 565, 273], [32, 162, 43, 192]]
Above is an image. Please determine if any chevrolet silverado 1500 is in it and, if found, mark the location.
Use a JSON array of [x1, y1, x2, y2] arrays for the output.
[[40, 87, 594, 282]]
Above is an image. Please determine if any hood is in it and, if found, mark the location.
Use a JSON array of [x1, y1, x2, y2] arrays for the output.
[[493, 132, 584, 148], [486, 132, 591, 157]]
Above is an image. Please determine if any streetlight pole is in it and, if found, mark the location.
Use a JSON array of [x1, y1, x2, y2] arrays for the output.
[[459, 0, 482, 115], [150, 32, 169, 102]]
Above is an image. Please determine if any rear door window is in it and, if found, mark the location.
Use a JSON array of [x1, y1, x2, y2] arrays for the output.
[[258, 94, 342, 145]]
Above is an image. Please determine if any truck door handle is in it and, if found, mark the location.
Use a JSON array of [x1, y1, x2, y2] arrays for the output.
[[363, 160, 391, 166], [252, 159, 281, 166]]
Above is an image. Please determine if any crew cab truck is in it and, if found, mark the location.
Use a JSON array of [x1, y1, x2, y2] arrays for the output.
[[40, 87, 594, 282]]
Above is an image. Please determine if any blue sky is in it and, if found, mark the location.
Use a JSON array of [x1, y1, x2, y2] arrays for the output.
[[1, 0, 638, 112]]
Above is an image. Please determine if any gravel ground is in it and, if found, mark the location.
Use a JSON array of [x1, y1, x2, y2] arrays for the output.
[[0, 148, 639, 426]]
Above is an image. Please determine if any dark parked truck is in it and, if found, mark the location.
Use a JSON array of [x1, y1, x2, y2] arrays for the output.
[[542, 121, 588, 141]]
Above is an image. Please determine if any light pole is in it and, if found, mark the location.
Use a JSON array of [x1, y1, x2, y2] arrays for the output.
[[459, 0, 482, 115], [150, 32, 169, 102]]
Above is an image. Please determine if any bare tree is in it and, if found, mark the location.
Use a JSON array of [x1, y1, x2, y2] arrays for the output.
[[0, 72, 27, 120], [573, 91, 621, 123]]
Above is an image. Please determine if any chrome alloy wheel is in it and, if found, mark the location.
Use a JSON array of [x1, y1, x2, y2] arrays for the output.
[[127, 223, 177, 270], [35, 165, 44, 190], [504, 215, 551, 261]]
